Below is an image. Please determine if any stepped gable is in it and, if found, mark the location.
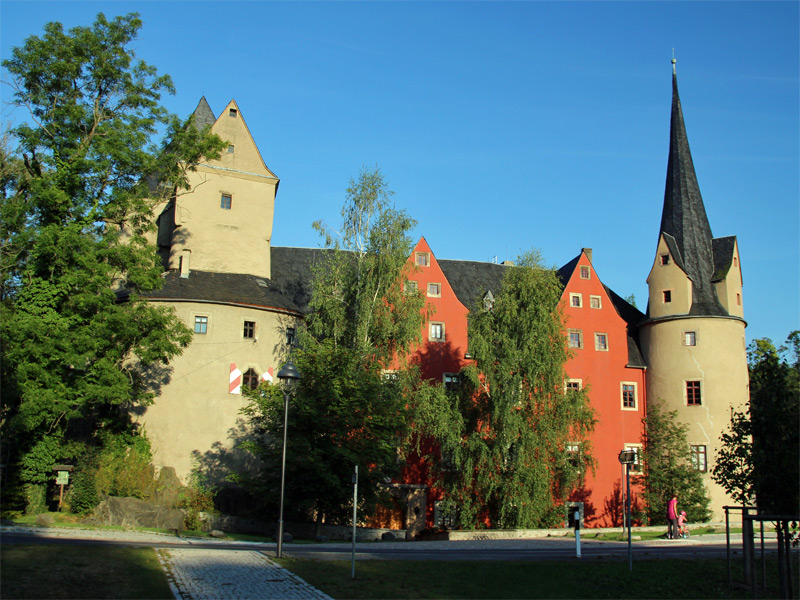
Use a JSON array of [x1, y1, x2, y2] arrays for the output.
[[143, 270, 301, 314], [438, 259, 507, 311], [657, 67, 727, 317]]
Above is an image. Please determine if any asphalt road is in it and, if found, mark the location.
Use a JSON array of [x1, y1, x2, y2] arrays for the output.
[[0, 526, 769, 562]]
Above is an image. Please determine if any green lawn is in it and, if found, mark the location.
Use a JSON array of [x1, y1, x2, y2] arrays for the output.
[[1, 545, 173, 599], [278, 556, 794, 599]]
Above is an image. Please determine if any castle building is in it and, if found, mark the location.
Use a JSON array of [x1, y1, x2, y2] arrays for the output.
[[639, 63, 748, 521], [139, 66, 745, 528]]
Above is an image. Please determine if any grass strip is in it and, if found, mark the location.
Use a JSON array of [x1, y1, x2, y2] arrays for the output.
[[1, 545, 173, 599]]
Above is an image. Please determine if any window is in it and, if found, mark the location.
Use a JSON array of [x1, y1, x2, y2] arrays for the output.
[[660, 254, 670, 266], [621, 383, 637, 410], [684, 331, 696, 346], [690, 445, 707, 472], [242, 368, 259, 390], [566, 379, 582, 392], [686, 380, 702, 405], [415, 252, 430, 267], [194, 315, 208, 334], [590, 295, 602, 309], [382, 370, 399, 381], [663, 290, 672, 303], [566, 443, 581, 468], [580, 265, 590, 279], [429, 321, 445, 342], [427, 282, 441, 297], [243, 321, 255, 339], [733, 257, 738, 267], [286, 327, 296, 346], [404, 280, 418, 293], [570, 293, 582, 308], [229, 107, 238, 117], [737, 293, 742, 306], [625, 444, 643, 473], [595, 333, 608, 351], [568, 329, 583, 349], [221, 193, 232, 210], [444, 373, 460, 391]]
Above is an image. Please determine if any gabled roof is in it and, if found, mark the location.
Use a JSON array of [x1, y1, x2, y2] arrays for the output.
[[142, 270, 302, 314], [712, 236, 737, 282], [656, 66, 728, 317], [437, 259, 508, 311], [269, 246, 332, 312]]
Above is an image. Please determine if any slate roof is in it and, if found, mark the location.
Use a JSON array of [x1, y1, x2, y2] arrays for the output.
[[270, 247, 333, 312], [437, 259, 508, 310], [656, 70, 728, 318], [712, 236, 737, 282], [191, 97, 217, 129], [143, 270, 302, 314]]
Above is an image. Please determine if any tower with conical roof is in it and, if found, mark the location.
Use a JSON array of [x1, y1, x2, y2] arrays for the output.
[[639, 61, 748, 520]]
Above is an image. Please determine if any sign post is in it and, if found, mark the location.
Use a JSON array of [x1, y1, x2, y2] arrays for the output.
[[351, 465, 358, 580], [52, 465, 74, 510]]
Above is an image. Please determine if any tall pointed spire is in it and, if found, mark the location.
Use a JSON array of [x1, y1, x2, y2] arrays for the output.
[[191, 96, 216, 129], [659, 63, 727, 316]]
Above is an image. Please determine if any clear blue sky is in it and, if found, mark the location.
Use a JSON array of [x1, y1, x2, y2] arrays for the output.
[[2, 1, 798, 347]]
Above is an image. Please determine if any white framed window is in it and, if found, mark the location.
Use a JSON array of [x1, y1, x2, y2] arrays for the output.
[[624, 444, 643, 473], [690, 445, 707, 472], [595, 333, 609, 351], [382, 370, 399, 381], [570, 293, 583, 308], [566, 443, 581, 467], [243, 321, 255, 339], [404, 280, 418, 293], [683, 331, 696, 346], [415, 252, 430, 267], [580, 265, 590, 279], [565, 379, 582, 392], [429, 321, 445, 342], [621, 382, 637, 410], [427, 282, 441, 297], [194, 315, 208, 334], [286, 327, 296, 346], [589, 295, 602, 309], [568, 329, 583, 349]]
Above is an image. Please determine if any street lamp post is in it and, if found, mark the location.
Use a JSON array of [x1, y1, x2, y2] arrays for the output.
[[618, 448, 637, 572], [276, 360, 301, 559]]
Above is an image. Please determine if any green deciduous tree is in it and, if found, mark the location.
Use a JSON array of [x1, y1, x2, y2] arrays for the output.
[[635, 403, 711, 525], [0, 13, 225, 511], [711, 406, 754, 507], [240, 166, 426, 525], [421, 250, 596, 529]]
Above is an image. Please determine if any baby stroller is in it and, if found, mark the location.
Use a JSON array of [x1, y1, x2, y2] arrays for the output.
[[677, 511, 690, 538]]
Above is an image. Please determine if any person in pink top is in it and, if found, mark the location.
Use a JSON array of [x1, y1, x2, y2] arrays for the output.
[[667, 495, 679, 539]]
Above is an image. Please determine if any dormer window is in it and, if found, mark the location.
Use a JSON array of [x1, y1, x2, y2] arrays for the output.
[[660, 254, 670, 266], [663, 290, 672, 303]]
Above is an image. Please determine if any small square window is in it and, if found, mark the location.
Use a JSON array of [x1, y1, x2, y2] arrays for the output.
[[566, 379, 581, 392], [444, 373, 460, 391], [570, 293, 582, 308], [227, 145, 235, 153], [427, 282, 441, 297], [194, 315, 208, 334], [684, 331, 696, 346], [660, 254, 670, 266], [221, 194, 232, 210], [625, 445, 643, 473], [622, 383, 637, 409], [568, 329, 583, 349], [286, 327, 296, 346], [580, 265, 590, 279], [405, 280, 418, 293], [566, 443, 581, 467], [429, 321, 445, 342], [595, 333, 608, 351], [690, 445, 707, 472], [686, 380, 702, 405], [589, 295, 602, 309], [415, 252, 430, 267], [229, 108, 238, 117], [663, 290, 672, 303], [243, 321, 255, 339]]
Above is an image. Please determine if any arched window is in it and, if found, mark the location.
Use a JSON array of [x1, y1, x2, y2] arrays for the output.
[[243, 368, 260, 390]]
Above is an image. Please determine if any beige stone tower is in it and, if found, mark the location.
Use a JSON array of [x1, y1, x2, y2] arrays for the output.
[[154, 98, 279, 279], [138, 99, 301, 481], [639, 63, 748, 521]]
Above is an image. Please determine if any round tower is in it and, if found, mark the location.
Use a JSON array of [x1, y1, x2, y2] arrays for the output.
[[640, 64, 749, 521]]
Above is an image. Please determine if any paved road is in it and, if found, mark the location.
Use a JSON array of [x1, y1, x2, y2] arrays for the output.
[[1, 525, 772, 599]]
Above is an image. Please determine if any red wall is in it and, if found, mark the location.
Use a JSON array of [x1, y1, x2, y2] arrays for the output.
[[560, 251, 646, 527]]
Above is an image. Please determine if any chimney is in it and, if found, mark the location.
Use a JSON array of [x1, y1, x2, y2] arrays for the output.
[[180, 249, 191, 278], [582, 248, 592, 263]]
